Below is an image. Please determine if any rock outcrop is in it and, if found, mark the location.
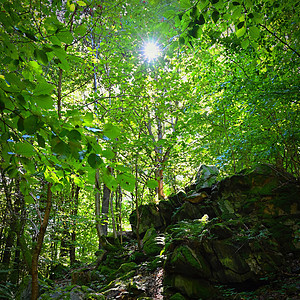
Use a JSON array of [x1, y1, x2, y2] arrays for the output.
[[130, 164, 300, 299]]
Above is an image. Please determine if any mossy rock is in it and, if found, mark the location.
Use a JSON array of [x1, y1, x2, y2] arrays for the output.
[[158, 199, 174, 227], [172, 274, 215, 299], [169, 292, 186, 300], [142, 227, 165, 256], [168, 245, 211, 278], [171, 201, 205, 223], [117, 262, 138, 274], [130, 251, 147, 263], [130, 203, 163, 235], [49, 263, 68, 280], [86, 293, 105, 300], [168, 190, 186, 208]]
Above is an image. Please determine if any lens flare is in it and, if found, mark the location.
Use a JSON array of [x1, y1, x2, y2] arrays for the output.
[[143, 41, 160, 61]]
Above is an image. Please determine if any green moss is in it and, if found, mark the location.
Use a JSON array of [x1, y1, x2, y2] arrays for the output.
[[173, 274, 215, 299], [171, 245, 210, 276], [170, 292, 186, 300], [117, 262, 138, 274]]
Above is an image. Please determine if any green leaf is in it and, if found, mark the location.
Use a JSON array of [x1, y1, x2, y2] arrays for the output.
[[236, 25, 246, 38], [34, 49, 49, 65], [197, 0, 209, 11], [68, 129, 82, 141], [53, 141, 70, 157], [24, 115, 39, 134], [37, 133, 45, 147], [180, 0, 191, 9], [74, 25, 87, 36], [69, 3, 76, 11], [102, 149, 115, 159], [232, 6, 242, 19], [103, 124, 121, 140], [15, 142, 35, 157], [5, 73, 26, 90], [249, 26, 260, 39], [241, 39, 249, 49], [56, 30, 74, 44], [117, 173, 135, 193], [146, 179, 158, 189], [252, 12, 263, 24], [35, 95, 53, 109], [88, 153, 103, 168], [212, 10, 220, 23], [77, 0, 87, 6], [28, 61, 43, 74], [17, 117, 24, 131], [52, 45, 67, 60], [33, 81, 54, 95], [103, 173, 118, 191], [83, 112, 94, 126], [0, 99, 5, 111], [196, 14, 205, 25], [20, 157, 35, 174], [69, 141, 82, 159], [24, 195, 34, 204]]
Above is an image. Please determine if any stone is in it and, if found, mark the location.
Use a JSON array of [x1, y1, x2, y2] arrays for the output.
[[167, 245, 211, 278], [171, 274, 215, 299], [168, 190, 186, 208], [142, 227, 164, 256], [130, 203, 163, 235], [195, 165, 219, 190], [158, 200, 174, 227], [117, 262, 138, 273], [185, 191, 208, 203]]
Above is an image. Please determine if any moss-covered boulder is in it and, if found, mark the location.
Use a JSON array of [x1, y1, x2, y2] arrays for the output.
[[164, 274, 216, 299], [195, 164, 219, 190], [117, 262, 138, 274], [142, 227, 165, 256], [130, 203, 163, 235]]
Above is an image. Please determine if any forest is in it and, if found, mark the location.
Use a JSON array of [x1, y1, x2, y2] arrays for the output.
[[0, 0, 299, 299]]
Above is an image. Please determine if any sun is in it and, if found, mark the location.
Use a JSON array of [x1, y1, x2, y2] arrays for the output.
[[143, 41, 160, 62]]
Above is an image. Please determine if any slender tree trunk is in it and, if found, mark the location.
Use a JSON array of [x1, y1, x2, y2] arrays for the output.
[[1, 229, 15, 282], [156, 168, 165, 200], [0, 171, 14, 283], [117, 186, 123, 244], [57, 68, 63, 119], [70, 185, 79, 266], [109, 191, 118, 240], [10, 237, 21, 284], [134, 161, 142, 251], [31, 183, 52, 300], [101, 184, 110, 236]]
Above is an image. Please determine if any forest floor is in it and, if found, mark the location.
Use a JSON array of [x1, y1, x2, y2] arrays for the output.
[[47, 255, 300, 299]]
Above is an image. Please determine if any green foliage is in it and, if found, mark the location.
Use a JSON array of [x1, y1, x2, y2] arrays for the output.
[[167, 216, 209, 241], [0, 0, 299, 294]]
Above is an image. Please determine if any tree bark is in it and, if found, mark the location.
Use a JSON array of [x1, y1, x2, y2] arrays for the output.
[[70, 185, 80, 266], [31, 183, 52, 300], [109, 191, 117, 240], [134, 162, 142, 251], [156, 168, 165, 200], [101, 184, 110, 236]]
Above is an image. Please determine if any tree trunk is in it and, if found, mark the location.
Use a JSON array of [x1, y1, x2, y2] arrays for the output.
[[1, 229, 15, 283], [10, 237, 21, 284], [156, 168, 165, 200], [135, 162, 142, 251], [101, 184, 110, 236], [70, 185, 79, 266], [109, 191, 117, 240], [31, 183, 52, 300]]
